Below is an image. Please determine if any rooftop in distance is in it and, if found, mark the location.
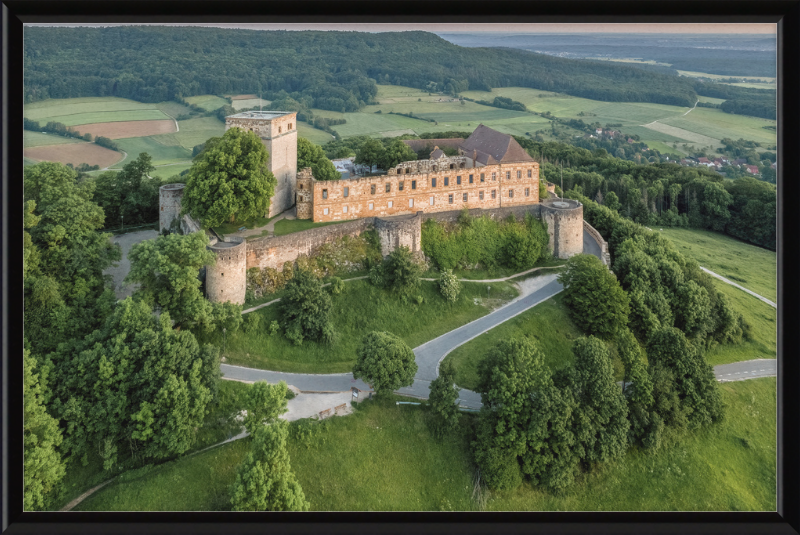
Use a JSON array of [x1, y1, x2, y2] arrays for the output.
[[225, 111, 295, 120]]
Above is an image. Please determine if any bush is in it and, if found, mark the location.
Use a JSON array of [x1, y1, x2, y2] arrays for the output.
[[328, 276, 345, 295], [243, 313, 262, 334], [382, 246, 423, 296], [438, 269, 461, 302], [269, 320, 280, 336], [278, 269, 334, 346]]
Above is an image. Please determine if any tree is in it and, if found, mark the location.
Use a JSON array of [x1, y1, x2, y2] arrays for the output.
[[605, 191, 621, 212], [229, 421, 309, 511], [558, 254, 630, 340], [378, 139, 417, 170], [125, 232, 217, 329], [243, 381, 289, 435], [182, 127, 277, 226], [353, 331, 417, 396], [92, 152, 159, 227], [616, 329, 662, 448], [428, 359, 460, 436], [24, 349, 66, 510], [438, 269, 461, 302], [278, 268, 334, 345], [381, 246, 423, 297], [297, 137, 340, 181], [503, 214, 549, 270], [354, 138, 384, 172]]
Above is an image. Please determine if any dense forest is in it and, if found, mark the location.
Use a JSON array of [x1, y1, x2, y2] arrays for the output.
[[23, 26, 713, 110]]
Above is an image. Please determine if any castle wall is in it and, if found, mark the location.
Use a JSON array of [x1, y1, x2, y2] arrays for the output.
[[541, 199, 584, 259], [206, 236, 248, 305], [159, 183, 186, 233], [374, 213, 423, 257], [295, 168, 314, 220], [308, 161, 539, 223], [583, 220, 612, 267]]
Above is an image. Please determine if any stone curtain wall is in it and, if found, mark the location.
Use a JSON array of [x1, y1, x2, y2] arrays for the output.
[[206, 236, 248, 304], [424, 204, 543, 225], [309, 161, 540, 223], [583, 220, 612, 267]]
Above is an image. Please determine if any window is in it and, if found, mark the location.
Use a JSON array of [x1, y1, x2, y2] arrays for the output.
[[456, 176, 461, 185], [480, 173, 485, 182], [491, 189, 496, 199], [343, 187, 349, 197], [450, 164, 455, 170], [525, 188, 530, 197], [509, 189, 514, 198], [444, 177, 449, 186], [411, 180, 417, 190], [278, 126, 282, 133], [369, 202, 374, 210], [469, 174, 474, 184], [492, 172, 496, 181], [289, 123, 293, 129], [399, 181, 404, 191], [388, 201, 393, 208], [323, 207, 329, 215], [528, 169, 532, 178], [479, 190, 484, 200], [322, 189, 328, 200], [449, 194, 454, 204], [386, 183, 391, 193], [343, 205, 348, 213], [463, 193, 468, 202], [371, 184, 376, 195], [409, 199, 414, 208], [406, 168, 411, 174], [506, 171, 511, 180], [429, 196, 435, 205], [517, 170, 522, 179], [432, 177, 437, 187], [221, 273, 224, 277]]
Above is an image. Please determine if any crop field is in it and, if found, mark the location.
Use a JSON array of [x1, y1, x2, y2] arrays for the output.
[[149, 162, 194, 179], [151, 116, 225, 149], [24, 142, 123, 168], [660, 107, 777, 146], [676, 70, 776, 83], [23, 97, 162, 121], [77, 119, 177, 139], [638, 121, 722, 149], [23, 130, 82, 148], [230, 97, 271, 110], [184, 94, 229, 111], [642, 140, 687, 156], [110, 136, 191, 168], [727, 82, 777, 90], [297, 122, 335, 145], [154, 100, 194, 118]]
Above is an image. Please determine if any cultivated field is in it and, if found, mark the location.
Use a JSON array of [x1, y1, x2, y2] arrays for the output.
[[659, 107, 776, 146], [110, 137, 191, 168], [297, 122, 334, 145], [184, 94, 229, 111], [230, 97, 271, 110], [77, 119, 177, 139], [24, 142, 123, 168], [150, 116, 225, 149], [697, 96, 727, 105], [149, 162, 193, 179], [24, 97, 164, 121], [638, 121, 722, 149], [23, 131, 82, 148]]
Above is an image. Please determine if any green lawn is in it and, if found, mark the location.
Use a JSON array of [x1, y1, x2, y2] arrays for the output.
[[657, 228, 776, 304], [195, 279, 519, 373], [184, 95, 229, 111], [443, 291, 584, 391], [272, 218, 345, 236], [76, 378, 775, 512], [23, 130, 83, 148]]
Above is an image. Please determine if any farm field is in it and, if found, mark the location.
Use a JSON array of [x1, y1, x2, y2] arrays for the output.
[[297, 122, 336, 145], [184, 94, 229, 111], [76, 378, 775, 512], [149, 162, 193, 179], [24, 142, 123, 168], [23, 96, 166, 122], [193, 279, 519, 374], [698, 96, 727, 105], [659, 107, 776, 146], [638, 121, 722, 150], [230, 97, 271, 110], [23, 130, 82, 148], [110, 136, 191, 168], [77, 119, 176, 139], [151, 116, 226, 149], [676, 70, 776, 84]]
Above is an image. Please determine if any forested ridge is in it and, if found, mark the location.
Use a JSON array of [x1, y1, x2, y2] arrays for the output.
[[22, 26, 730, 111]]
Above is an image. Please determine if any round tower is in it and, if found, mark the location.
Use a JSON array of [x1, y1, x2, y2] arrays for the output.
[[541, 198, 583, 259], [296, 167, 314, 220], [159, 183, 186, 234], [374, 212, 423, 257], [206, 236, 248, 305]]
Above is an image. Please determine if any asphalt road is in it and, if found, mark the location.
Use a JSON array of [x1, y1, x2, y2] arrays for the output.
[[583, 227, 602, 259]]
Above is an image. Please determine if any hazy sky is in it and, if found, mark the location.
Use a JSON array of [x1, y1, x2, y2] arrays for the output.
[[27, 23, 776, 34]]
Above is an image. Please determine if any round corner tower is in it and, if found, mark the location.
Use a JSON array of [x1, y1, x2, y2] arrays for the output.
[[206, 236, 248, 305], [296, 167, 314, 220], [541, 198, 583, 259], [374, 212, 423, 257], [159, 183, 186, 233]]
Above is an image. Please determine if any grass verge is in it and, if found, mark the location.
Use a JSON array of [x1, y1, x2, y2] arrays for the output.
[[272, 218, 346, 236]]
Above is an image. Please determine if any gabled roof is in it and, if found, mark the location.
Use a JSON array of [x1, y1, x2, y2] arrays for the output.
[[458, 124, 534, 164]]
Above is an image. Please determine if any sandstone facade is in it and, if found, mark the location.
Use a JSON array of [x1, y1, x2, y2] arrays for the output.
[[541, 198, 584, 259]]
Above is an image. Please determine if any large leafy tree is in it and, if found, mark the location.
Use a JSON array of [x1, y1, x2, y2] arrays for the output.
[[381, 246, 423, 297], [92, 152, 159, 227], [243, 381, 289, 435], [353, 331, 417, 397], [23, 349, 66, 510], [229, 421, 309, 512], [354, 138, 384, 171], [297, 137, 339, 181], [278, 268, 334, 345], [50, 298, 218, 467], [427, 359, 460, 436], [558, 254, 630, 340], [378, 139, 417, 170], [125, 231, 217, 329], [182, 127, 277, 226]]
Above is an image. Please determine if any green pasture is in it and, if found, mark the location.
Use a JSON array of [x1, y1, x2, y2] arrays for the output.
[[149, 162, 193, 179], [32, 109, 168, 128], [621, 126, 690, 144], [111, 136, 192, 168], [660, 107, 776, 146], [23, 130, 82, 148], [642, 140, 687, 156], [297, 122, 335, 145], [75, 378, 775, 512], [151, 116, 225, 149], [23, 96, 160, 120], [231, 98, 271, 110], [194, 279, 519, 374], [154, 100, 194, 118], [726, 82, 777, 90], [184, 94, 229, 111], [443, 291, 585, 391]]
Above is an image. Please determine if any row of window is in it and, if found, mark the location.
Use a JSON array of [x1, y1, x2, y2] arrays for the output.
[[319, 188, 532, 215], [320, 170, 534, 199]]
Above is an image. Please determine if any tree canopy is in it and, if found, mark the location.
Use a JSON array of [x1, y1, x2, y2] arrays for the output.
[[353, 331, 418, 396], [278, 268, 335, 345], [92, 152, 159, 228], [297, 137, 340, 181]]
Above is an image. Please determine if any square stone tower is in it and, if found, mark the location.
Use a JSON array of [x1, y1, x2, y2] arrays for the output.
[[225, 111, 298, 217]]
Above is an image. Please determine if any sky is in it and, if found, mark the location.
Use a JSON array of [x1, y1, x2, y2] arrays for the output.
[[26, 23, 776, 34]]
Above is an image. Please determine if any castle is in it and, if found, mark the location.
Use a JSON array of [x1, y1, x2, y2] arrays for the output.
[[160, 115, 599, 306]]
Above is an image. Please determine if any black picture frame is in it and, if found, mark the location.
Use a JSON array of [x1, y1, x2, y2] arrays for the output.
[[3, 1, 797, 534]]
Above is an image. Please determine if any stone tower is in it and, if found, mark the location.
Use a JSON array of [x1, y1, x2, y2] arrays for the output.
[[159, 183, 186, 234], [541, 198, 584, 259], [295, 167, 314, 220], [225, 111, 298, 218], [206, 235, 248, 305]]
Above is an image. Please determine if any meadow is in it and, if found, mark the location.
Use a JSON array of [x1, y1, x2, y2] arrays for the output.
[[193, 279, 519, 374], [184, 94, 229, 111], [23, 130, 82, 148], [230, 97, 271, 110], [75, 377, 776, 512], [23, 96, 168, 123], [660, 107, 777, 147], [110, 136, 192, 168]]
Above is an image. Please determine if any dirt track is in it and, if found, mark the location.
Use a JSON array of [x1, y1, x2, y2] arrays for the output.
[[24, 143, 124, 168], [77, 119, 177, 139]]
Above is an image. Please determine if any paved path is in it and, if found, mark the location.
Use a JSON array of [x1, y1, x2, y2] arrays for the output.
[[700, 267, 777, 308], [714, 358, 776, 382], [583, 227, 602, 259]]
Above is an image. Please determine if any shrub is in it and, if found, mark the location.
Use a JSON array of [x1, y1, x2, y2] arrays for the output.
[[243, 313, 262, 334], [279, 269, 334, 346], [328, 276, 345, 295], [438, 269, 461, 302], [382, 246, 423, 296], [269, 320, 280, 336], [352, 331, 418, 397]]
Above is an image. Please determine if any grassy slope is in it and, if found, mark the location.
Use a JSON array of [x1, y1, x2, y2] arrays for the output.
[[23, 130, 82, 148], [272, 218, 345, 236], [111, 137, 192, 168], [297, 122, 334, 145], [443, 291, 583, 391], [660, 107, 776, 146], [184, 94, 229, 111], [76, 378, 775, 512], [195, 279, 519, 373], [148, 162, 193, 180], [152, 116, 225, 149]]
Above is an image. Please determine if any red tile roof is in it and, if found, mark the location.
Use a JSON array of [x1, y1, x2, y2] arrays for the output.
[[459, 124, 534, 163]]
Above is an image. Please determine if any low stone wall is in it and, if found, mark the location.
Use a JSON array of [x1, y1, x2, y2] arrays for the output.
[[583, 220, 612, 267], [423, 203, 542, 224]]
